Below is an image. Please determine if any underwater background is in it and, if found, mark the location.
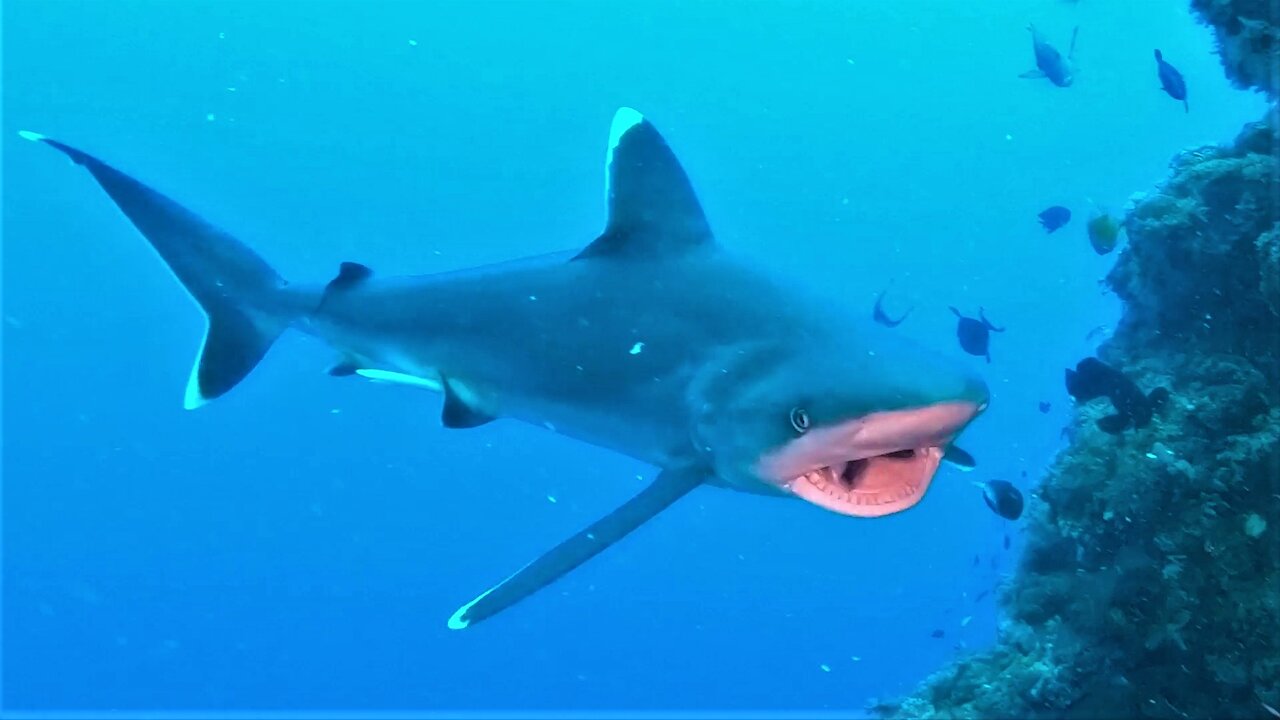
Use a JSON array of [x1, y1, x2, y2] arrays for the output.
[[3, 0, 1275, 715]]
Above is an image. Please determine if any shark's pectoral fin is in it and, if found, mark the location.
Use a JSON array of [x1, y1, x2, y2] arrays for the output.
[[440, 376, 495, 428], [573, 108, 713, 262], [943, 445, 977, 471], [447, 468, 704, 630]]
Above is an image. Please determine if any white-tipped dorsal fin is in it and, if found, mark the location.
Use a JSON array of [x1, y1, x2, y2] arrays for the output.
[[573, 107, 714, 262]]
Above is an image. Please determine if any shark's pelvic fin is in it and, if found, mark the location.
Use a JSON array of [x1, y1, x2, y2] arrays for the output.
[[18, 131, 297, 409], [353, 368, 443, 392], [447, 467, 704, 630], [573, 107, 714, 262], [440, 376, 495, 428]]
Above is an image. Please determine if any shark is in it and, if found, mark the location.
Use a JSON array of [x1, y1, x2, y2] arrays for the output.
[[19, 108, 990, 630]]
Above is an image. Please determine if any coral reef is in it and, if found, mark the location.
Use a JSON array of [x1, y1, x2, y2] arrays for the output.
[[1191, 0, 1280, 98], [872, 76, 1280, 720]]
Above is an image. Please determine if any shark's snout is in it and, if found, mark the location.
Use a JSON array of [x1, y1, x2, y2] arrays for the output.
[[757, 399, 985, 519]]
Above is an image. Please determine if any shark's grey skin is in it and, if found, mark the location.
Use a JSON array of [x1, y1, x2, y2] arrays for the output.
[[1023, 24, 1078, 87], [19, 109, 989, 630]]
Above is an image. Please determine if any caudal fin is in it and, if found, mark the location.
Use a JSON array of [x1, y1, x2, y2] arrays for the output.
[[19, 130, 298, 408]]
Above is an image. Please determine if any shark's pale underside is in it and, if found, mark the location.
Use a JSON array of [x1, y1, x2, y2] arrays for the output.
[[20, 108, 989, 629]]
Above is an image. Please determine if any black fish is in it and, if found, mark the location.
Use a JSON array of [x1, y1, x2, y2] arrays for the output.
[[1038, 401, 1051, 413], [1065, 357, 1170, 434], [1038, 205, 1071, 233], [931, 629, 946, 639], [1154, 49, 1188, 113], [872, 288, 913, 327], [976, 479, 1024, 520], [1022, 24, 1078, 87], [950, 306, 1004, 363]]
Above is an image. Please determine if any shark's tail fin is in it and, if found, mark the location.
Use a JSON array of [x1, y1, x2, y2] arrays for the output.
[[19, 130, 306, 408]]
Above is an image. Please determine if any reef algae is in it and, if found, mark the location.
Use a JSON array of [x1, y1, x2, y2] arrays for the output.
[[872, 109, 1280, 720], [1191, 0, 1280, 97]]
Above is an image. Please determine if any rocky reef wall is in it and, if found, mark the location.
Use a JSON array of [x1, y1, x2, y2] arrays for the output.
[[874, 4, 1279, 718]]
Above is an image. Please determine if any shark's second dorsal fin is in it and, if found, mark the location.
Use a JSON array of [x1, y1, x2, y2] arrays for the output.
[[326, 261, 372, 293], [573, 108, 713, 262]]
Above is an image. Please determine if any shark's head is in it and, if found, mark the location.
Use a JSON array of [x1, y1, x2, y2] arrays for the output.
[[692, 333, 989, 518]]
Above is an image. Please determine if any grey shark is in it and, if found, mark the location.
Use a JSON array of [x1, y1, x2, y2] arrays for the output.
[[19, 108, 989, 630]]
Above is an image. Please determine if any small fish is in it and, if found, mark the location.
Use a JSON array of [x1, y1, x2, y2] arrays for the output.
[[974, 590, 990, 603], [1004, 533, 1012, 549], [1085, 323, 1110, 342], [972, 554, 980, 567], [931, 629, 946, 639], [872, 288, 913, 327], [1087, 212, 1122, 255], [1154, 49, 1188, 113], [975, 479, 1025, 520], [1038, 205, 1071, 233], [1065, 356, 1170, 434], [1021, 24, 1078, 87], [1038, 401, 1051, 413], [960, 615, 973, 627], [950, 307, 1004, 363]]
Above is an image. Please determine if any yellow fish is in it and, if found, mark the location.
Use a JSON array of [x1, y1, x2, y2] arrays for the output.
[[1087, 211, 1121, 255]]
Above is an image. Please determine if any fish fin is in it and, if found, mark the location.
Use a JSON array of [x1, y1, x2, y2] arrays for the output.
[[1096, 414, 1127, 434], [440, 376, 495, 428], [1068, 26, 1079, 59], [1019, 69, 1046, 79], [19, 131, 291, 409], [447, 468, 704, 630], [949, 306, 963, 318], [979, 308, 1006, 332], [325, 261, 373, 293], [574, 108, 713, 262], [944, 445, 977, 471], [328, 360, 359, 377], [353, 368, 443, 393]]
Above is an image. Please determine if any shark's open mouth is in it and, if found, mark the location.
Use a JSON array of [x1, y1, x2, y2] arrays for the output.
[[785, 446, 944, 518]]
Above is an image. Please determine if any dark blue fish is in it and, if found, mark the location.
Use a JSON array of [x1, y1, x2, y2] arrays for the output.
[[872, 288, 913, 327], [976, 479, 1024, 520], [931, 629, 946, 639], [1038, 205, 1071, 233], [1065, 357, 1170, 434], [950, 306, 1004, 363], [1022, 24, 1078, 87], [1038, 401, 1052, 413], [1154, 49, 1188, 113]]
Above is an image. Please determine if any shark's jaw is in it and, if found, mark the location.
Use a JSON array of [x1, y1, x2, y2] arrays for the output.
[[756, 401, 982, 518]]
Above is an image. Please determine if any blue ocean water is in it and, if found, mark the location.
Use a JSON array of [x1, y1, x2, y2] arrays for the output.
[[2, 0, 1270, 714]]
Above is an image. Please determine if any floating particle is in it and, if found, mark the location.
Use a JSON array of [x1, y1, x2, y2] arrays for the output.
[[206, 113, 217, 122], [546, 495, 557, 504], [819, 664, 831, 673], [408, 39, 419, 47], [629, 342, 645, 355]]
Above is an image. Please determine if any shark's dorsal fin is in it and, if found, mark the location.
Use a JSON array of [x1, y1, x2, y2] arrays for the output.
[[573, 108, 713, 262], [326, 261, 372, 293], [441, 376, 495, 428], [447, 467, 704, 629]]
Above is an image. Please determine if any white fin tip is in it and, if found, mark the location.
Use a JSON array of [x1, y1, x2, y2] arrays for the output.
[[17, 130, 46, 142]]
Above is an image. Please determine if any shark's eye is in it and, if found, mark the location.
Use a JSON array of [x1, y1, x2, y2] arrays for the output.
[[789, 407, 811, 434]]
